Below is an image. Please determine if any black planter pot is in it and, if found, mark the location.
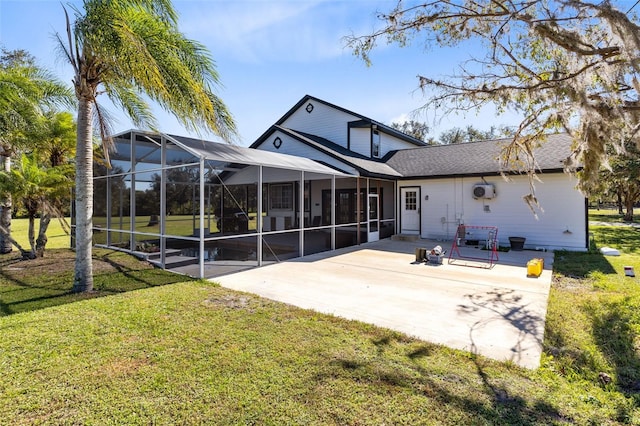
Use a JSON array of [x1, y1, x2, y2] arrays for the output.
[[509, 236, 526, 251]]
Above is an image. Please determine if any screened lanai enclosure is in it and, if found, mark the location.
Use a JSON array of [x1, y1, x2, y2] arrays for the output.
[[91, 130, 396, 278]]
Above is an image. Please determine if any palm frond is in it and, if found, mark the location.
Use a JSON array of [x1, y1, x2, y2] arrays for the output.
[[102, 78, 156, 130], [68, 1, 237, 142], [0, 63, 71, 141]]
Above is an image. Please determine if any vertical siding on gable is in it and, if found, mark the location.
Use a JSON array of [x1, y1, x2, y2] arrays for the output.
[[281, 101, 359, 148], [402, 174, 586, 251]]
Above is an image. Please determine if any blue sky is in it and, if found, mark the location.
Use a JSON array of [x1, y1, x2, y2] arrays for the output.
[[0, 0, 522, 146]]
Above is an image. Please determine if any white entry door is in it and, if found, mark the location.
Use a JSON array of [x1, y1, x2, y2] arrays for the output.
[[368, 194, 379, 242], [400, 187, 420, 235]]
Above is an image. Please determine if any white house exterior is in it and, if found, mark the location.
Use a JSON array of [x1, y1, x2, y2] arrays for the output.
[[392, 171, 586, 251], [91, 96, 587, 279], [252, 95, 588, 252]]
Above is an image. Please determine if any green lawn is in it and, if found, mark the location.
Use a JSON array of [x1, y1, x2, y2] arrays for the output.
[[0, 226, 639, 424], [93, 213, 262, 241], [9, 217, 71, 250], [590, 208, 640, 223]]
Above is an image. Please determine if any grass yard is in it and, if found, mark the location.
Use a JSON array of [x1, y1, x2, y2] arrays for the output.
[[0, 248, 185, 316], [93, 213, 263, 242], [589, 208, 640, 223], [93, 214, 224, 239], [9, 217, 71, 250], [0, 225, 639, 424]]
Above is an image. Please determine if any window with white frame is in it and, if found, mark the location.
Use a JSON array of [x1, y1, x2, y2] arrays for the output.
[[269, 183, 293, 210]]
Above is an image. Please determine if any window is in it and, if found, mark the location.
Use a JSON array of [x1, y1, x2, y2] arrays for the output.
[[322, 188, 368, 225], [405, 191, 417, 210], [269, 184, 293, 210], [372, 130, 381, 158]]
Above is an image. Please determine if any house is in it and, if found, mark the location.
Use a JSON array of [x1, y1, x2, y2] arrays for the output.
[[249, 95, 427, 245], [386, 134, 586, 251], [251, 95, 587, 252], [90, 95, 587, 278]]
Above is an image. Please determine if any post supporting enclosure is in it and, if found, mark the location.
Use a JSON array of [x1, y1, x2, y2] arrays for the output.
[[198, 157, 205, 278], [257, 165, 263, 266]]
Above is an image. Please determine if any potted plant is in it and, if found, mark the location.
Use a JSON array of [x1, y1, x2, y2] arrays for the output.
[[508, 236, 526, 251]]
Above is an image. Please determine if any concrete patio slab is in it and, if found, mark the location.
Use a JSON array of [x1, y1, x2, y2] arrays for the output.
[[213, 239, 554, 369]]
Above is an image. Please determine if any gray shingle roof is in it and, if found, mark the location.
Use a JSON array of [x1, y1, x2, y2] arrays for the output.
[[385, 133, 575, 178]]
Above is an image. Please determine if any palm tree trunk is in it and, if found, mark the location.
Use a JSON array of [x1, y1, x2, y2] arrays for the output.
[[26, 214, 36, 259], [0, 153, 12, 254], [36, 211, 51, 257], [0, 223, 29, 256], [73, 97, 94, 293]]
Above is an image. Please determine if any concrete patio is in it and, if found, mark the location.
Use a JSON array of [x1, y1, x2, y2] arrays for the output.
[[213, 238, 554, 369]]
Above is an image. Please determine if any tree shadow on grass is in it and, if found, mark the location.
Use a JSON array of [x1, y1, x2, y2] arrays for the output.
[[0, 248, 185, 317], [321, 334, 569, 425], [578, 297, 640, 423], [92, 250, 184, 292], [553, 250, 617, 278], [544, 292, 640, 422], [592, 226, 640, 254], [585, 298, 640, 399]]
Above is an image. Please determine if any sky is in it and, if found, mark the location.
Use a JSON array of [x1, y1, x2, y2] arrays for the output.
[[0, 0, 524, 146]]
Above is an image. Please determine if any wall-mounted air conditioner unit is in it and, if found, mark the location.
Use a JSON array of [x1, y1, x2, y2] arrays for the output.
[[472, 184, 496, 199]]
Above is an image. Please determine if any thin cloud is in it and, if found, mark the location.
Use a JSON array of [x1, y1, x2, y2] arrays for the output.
[[180, 1, 375, 63]]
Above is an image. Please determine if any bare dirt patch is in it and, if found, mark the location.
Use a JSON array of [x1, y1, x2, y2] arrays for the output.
[[203, 294, 253, 310]]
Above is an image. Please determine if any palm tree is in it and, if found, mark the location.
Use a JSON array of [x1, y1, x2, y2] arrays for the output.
[[56, 1, 236, 292], [0, 154, 73, 259], [31, 110, 77, 168], [0, 49, 73, 254], [27, 111, 77, 254]]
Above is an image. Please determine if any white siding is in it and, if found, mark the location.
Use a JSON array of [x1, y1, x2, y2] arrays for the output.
[[281, 101, 359, 148], [379, 132, 420, 157], [256, 131, 359, 176], [349, 127, 371, 157], [400, 174, 586, 251]]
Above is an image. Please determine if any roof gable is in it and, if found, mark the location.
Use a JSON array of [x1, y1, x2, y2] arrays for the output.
[[254, 125, 402, 178], [257, 95, 427, 148]]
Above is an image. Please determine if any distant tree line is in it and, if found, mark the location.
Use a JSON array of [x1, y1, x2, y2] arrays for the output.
[[390, 120, 513, 145]]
